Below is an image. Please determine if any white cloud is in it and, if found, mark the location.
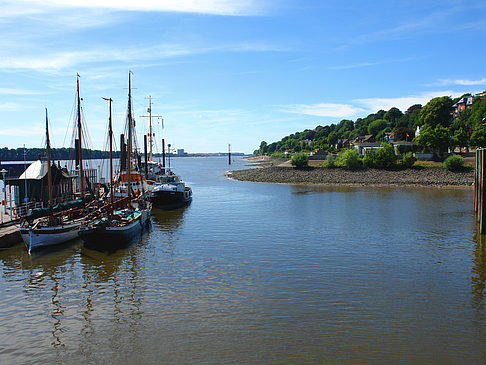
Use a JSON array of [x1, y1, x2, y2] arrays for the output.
[[0, 42, 282, 72], [0, 88, 41, 95], [282, 103, 365, 118], [328, 57, 416, 71], [433, 78, 486, 86], [0, 102, 23, 111], [5, 0, 264, 16], [354, 90, 464, 112]]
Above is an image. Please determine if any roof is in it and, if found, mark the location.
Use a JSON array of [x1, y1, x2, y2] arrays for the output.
[[19, 160, 47, 180]]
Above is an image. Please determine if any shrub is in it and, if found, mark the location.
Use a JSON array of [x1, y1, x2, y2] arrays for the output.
[[290, 152, 309, 168], [325, 153, 336, 168], [402, 152, 417, 168], [337, 148, 361, 169], [362, 149, 377, 168], [443, 155, 464, 171], [374, 143, 396, 168]]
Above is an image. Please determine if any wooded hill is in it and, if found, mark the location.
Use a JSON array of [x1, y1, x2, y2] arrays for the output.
[[255, 94, 486, 156]]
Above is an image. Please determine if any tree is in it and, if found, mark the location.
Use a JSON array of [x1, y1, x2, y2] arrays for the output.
[[368, 119, 388, 136], [384, 107, 403, 128], [327, 131, 338, 148], [418, 96, 453, 128], [374, 143, 396, 168], [451, 127, 469, 151], [291, 152, 309, 167], [415, 124, 450, 155], [470, 125, 486, 148], [258, 141, 268, 155]]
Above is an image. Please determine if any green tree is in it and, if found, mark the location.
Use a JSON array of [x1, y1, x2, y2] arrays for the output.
[[415, 124, 451, 155], [258, 141, 268, 155], [451, 127, 469, 151], [470, 125, 486, 148], [374, 143, 396, 168], [327, 131, 338, 148], [418, 96, 453, 128], [291, 152, 309, 168], [337, 148, 361, 169], [368, 119, 388, 136], [384, 107, 403, 128]]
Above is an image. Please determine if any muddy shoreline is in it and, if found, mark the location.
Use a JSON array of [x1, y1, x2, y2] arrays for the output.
[[228, 159, 475, 188]]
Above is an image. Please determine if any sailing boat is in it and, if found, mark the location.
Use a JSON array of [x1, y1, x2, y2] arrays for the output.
[[20, 109, 84, 252], [78, 73, 151, 247]]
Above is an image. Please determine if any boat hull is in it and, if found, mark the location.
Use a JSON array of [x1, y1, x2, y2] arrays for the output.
[[150, 188, 192, 210], [20, 222, 81, 251], [78, 208, 150, 247]]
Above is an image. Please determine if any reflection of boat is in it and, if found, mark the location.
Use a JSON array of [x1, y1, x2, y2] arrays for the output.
[[78, 73, 151, 248], [20, 108, 85, 253]]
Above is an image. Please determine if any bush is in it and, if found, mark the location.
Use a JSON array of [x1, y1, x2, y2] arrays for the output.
[[337, 148, 361, 169], [290, 152, 309, 168], [402, 152, 417, 168], [362, 149, 377, 168], [443, 155, 464, 171], [325, 153, 337, 168], [374, 143, 396, 168]]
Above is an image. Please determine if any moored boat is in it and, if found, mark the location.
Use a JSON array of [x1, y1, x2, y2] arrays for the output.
[[150, 171, 192, 210], [78, 72, 151, 248], [20, 104, 86, 252]]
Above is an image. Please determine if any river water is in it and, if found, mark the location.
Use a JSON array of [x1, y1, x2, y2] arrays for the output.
[[0, 157, 485, 364]]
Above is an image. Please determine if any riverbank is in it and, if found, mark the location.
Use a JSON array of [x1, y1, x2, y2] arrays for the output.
[[229, 159, 474, 187]]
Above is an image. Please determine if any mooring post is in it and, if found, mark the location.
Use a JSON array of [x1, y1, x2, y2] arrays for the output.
[[478, 149, 483, 225], [475, 148, 479, 217], [481, 148, 486, 234]]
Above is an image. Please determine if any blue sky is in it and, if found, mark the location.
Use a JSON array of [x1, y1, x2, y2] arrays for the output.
[[1, 0, 485, 154]]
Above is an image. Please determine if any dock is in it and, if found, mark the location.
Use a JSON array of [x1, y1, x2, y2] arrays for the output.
[[0, 207, 22, 248]]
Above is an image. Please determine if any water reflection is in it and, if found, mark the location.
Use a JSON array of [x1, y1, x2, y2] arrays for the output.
[[78, 238, 144, 362], [150, 207, 187, 248], [472, 227, 486, 311]]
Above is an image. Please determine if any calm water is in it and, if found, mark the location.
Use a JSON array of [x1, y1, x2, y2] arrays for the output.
[[1, 157, 485, 364]]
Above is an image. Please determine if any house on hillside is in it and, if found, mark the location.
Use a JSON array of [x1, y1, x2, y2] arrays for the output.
[[453, 92, 486, 119]]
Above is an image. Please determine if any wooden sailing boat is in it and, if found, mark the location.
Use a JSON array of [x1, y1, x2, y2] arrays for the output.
[[78, 72, 151, 247], [20, 109, 84, 252]]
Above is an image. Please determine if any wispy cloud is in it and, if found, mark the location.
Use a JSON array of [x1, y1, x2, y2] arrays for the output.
[[0, 42, 283, 72], [5, 0, 265, 16], [0, 88, 42, 95], [0, 125, 43, 135], [328, 57, 416, 71], [354, 90, 464, 113], [431, 78, 486, 86], [282, 103, 365, 118], [0, 102, 24, 111]]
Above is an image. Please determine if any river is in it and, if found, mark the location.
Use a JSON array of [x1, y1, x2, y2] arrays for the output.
[[0, 156, 485, 364]]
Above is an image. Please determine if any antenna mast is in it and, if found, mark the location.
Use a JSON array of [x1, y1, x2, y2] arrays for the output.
[[140, 95, 162, 161]]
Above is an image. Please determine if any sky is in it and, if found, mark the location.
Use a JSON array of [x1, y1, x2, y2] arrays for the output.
[[1, 0, 485, 154]]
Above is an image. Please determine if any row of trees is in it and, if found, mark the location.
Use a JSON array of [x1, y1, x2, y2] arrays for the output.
[[255, 93, 486, 156], [0, 147, 120, 162]]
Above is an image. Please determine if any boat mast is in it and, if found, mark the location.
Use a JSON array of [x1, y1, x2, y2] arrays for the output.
[[77, 74, 85, 199], [149, 96, 153, 161], [103, 97, 114, 204], [46, 108, 53, 210], [45, 109, 54, 226], [127, 72, 132, 199]]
